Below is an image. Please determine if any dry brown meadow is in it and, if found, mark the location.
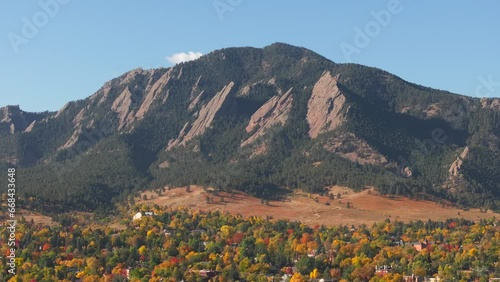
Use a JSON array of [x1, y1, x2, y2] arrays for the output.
[[137, 186, 497, 226]]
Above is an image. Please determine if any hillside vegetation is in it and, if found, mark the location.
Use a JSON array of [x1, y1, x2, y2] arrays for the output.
[[0, 43, 498, 212]]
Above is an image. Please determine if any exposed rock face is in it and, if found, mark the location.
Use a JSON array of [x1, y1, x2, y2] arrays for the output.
[[168, 82, 235, 149], [167, 122, 189, 150], [184, 74, 203, 112], [158, 160, 170, 168], [239, 85, 251, 96], [423, 103, 442, 118], [0, 105, 49, 134], [54, 103, 70, 118], [93, 67, 170, 114], [0, 106, 12, 122], [237, 80, 270, 97], [121, 68, 147, 85], [96, 87, 112, 105], [323, 132, 388, 165], [56, 68, 175, 150], [60, 128, 83, 150], [190, 76, 203, 98], [307, 71, 346, 138], [177, 67, 183, 79], [111, 87, 136, 131], [73, 108, 86, 125], [481, 98, 500, 110], [58, 106, 89, 151], [24, 120, 36, 132], [189, 90, 205, 111], [403, 167, 413, 177], [241, 87, 293, 147], [136, 69, 173, 119], [449, 147, 470, 177], [442, 146, 470, 192]]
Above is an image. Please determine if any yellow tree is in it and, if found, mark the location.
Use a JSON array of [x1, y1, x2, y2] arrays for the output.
[[290, 272, 306, 282], [310, 268, 320, 279], [220, 225, 235, 239], [138, 245, 147, 256]]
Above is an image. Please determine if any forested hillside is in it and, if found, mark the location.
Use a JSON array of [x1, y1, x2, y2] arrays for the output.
[[1, 43, 499, 212]]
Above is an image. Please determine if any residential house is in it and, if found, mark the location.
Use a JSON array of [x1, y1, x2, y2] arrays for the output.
[[132, 212, 142, 221], [375, 265, 392, 275], [403, 276, 441, 282]]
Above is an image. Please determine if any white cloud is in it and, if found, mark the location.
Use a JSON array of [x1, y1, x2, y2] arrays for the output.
[[166, 51, 203, 64]]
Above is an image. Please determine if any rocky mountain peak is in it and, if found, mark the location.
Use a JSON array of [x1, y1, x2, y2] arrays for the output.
[[0, 105, 51, 134], [0, 105, 21, 122]]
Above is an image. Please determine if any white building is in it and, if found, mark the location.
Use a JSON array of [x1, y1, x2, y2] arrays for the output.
[[132, 212, 142, 221]]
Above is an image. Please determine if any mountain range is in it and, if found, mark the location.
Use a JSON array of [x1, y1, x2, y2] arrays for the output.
[[1, 43, 499, 212]]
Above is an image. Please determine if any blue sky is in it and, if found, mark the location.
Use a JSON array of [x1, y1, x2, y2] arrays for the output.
[[1, 1, 499, 112]]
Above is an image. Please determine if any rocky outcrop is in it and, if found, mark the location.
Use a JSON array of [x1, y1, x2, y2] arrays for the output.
[[58, 68, 174, 145], [57, 106, 90, 150], [167, 122, 189, 150], [188, 76, 205, 110], [177, 67, 183, 79], [158, 160, 170, 168], [237, 80, 272, 97], [481, 98, 500, 110], [422, 103, 442, 118], [168, 82, 235, 149], [449, 147, 469, 177], [241, 88, 293, 147], [307, 71, 346, 138], [0, 106, 12, 123], [0, 105, 49, 134], [191, 76, 203, 97], [73, 108, 86, 125], [239, 84, 251, 96], [54, 102, 70, 118], [111, 87, 136, 131], [136, 69, 173, 119], [24, 120, 36, 132], [97, 87, 111, 105], [189, 90, 205, 111], [93, 67, 161, 107], [121, 68, 148, 85], [403, 167, 413, 177], [442, 147, 470, 192], [323, 132, 388, 166], [59, 128, 83, 150]]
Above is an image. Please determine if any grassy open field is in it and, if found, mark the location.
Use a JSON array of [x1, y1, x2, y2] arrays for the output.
[[137, 186, 497, 226], [17, 209, 58, 227]]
